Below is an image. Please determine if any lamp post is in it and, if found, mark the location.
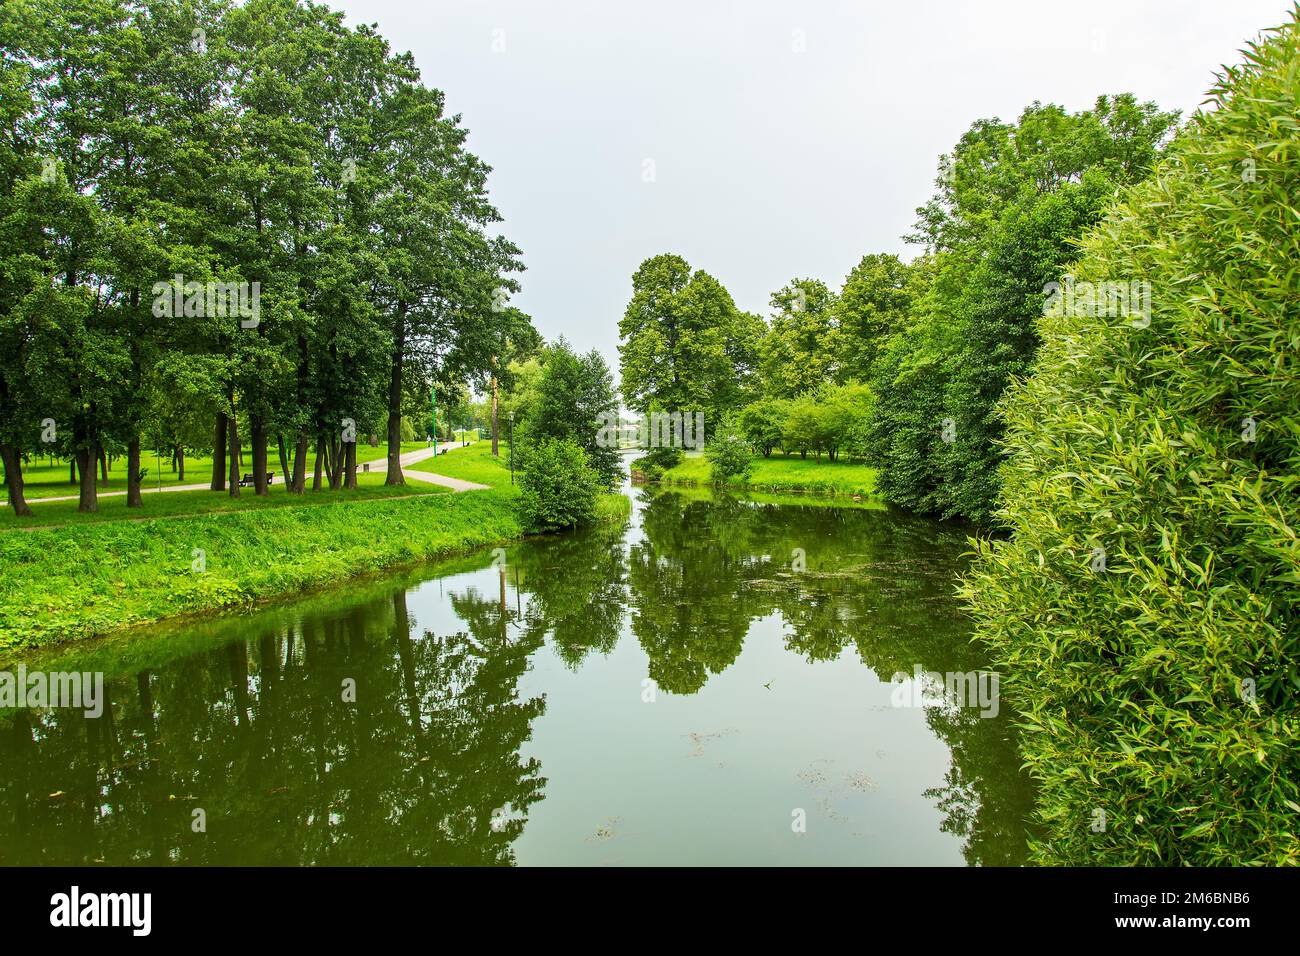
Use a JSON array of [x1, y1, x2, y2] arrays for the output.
[[509, 409, 514, 485]]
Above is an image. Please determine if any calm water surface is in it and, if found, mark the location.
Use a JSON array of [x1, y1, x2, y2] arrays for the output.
[[0, 480, 1034, 865]]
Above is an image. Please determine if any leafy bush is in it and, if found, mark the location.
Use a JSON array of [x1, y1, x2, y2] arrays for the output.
[[517, 438, 600, 532], [705, 419, 753, 483], [738, 398, 788, 457], [964, 15, 1300, 865]]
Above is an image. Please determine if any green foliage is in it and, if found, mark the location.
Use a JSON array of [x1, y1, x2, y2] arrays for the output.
[[618, 253, 762, 420], [964, 13, 1300, 865], [522, 339, 621, 489], [760, 278, 840, 398], [517, 439, 600, 533], [0, 0, 531, 511], [704, 419, 753, 484], [836, 253, 917, 382], [738, 398, 788, 457], [869, 93, 1178, 521]]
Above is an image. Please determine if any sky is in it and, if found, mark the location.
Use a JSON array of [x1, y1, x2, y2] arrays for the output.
[[329, 0, 1294, 371]]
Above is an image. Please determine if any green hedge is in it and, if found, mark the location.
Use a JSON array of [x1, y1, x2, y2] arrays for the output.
[[963, 13, 1300, 865]]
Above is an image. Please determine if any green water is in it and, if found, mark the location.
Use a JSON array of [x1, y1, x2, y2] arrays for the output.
[[0, 484, 1034, 866]]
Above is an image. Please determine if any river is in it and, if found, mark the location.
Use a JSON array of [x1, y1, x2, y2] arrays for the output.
[[0, 479, 1034, 865]]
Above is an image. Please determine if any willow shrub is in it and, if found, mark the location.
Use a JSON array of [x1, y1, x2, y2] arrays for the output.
[[963, 13, 1300, 866]]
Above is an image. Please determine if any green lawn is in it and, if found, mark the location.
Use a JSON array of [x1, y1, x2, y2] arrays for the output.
[[415, 441, 518, 490], [0, 438, 631, 647], [1, 472, 450, 531], [0, 489, 524, 649], [653, 451, 879, 497], [7, 441, 434, 500]]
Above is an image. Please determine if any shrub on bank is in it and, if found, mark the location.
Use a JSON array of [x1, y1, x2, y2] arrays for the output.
[[705, 419, 753, 484], [963, 13, 1300, 866], [631, 446, 683, 480], [517, 439, 600, 532]]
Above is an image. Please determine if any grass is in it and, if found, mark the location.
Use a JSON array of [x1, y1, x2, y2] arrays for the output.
[[0, 440, 632, 650], [0, 489, 524, 650], [412, 440, 517, 489], [7, 441, 433, 499], [651, 451, 879, 497], [2, 471, 448, 530]]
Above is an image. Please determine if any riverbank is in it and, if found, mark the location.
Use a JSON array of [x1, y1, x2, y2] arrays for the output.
[[0, 444, 630, 652], [644, 452, 879, 497]]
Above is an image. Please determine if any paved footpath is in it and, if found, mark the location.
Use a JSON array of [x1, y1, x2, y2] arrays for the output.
[[22, 441, 486, 504]]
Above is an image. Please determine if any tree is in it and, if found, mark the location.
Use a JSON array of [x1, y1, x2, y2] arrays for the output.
[[618, 253, 761, 424], [837, 253, 916, 382], [760, 278, 839, 398], [373, 78, 526, 486], [738, 398, 788, 457], [817, 381, 873, 462], [965, 12, 1300, 865], [868, 94, 1178, 519], [524, 340, 620, 489], [705, 418, 752, 484], [517, 438, 599, 532]]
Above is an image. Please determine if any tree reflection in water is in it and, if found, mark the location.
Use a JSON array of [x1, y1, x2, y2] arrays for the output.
[[0, 486, 1032, 865]]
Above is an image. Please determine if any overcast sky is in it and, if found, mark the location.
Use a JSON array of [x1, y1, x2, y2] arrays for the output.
[[330, 0, 1292, 370]]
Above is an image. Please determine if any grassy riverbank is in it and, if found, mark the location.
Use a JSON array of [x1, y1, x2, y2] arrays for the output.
[[0, 443, 630, 651], [0, 490, 523, 649], [2, 472, 450, 530], [648, 452, 879, 497]]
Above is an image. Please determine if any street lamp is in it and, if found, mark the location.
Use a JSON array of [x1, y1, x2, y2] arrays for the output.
[[509, 409, 514, 485]]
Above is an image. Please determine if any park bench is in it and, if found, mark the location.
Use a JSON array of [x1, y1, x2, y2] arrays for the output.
[[238, 471, 275, 487]]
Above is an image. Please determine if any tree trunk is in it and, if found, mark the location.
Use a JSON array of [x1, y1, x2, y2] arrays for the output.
[[98, 445, 108, 482], [276, 434, 289, 485], [491, 368, 499, 457], [126, 436, 143, 507], [328, 435, 342, 490], [251, 414, 268, 495], [211, 413, 227, 491], [69, 457, 77, 484], [1, 443, 32, 517], [291, 432, 308, 493], [177, 445, 185, 482], [76, 445, 98, 513], [344, 439, 357, 489], [227, 408, 240, 498], [312, 434, 323, 490], [385, 302, 408, 486]]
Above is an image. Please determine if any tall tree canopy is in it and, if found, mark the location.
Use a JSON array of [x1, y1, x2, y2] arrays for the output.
[[0, 0, 530, 512], [618, 253, 761, 423], [869, 94, 1179, 521]]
